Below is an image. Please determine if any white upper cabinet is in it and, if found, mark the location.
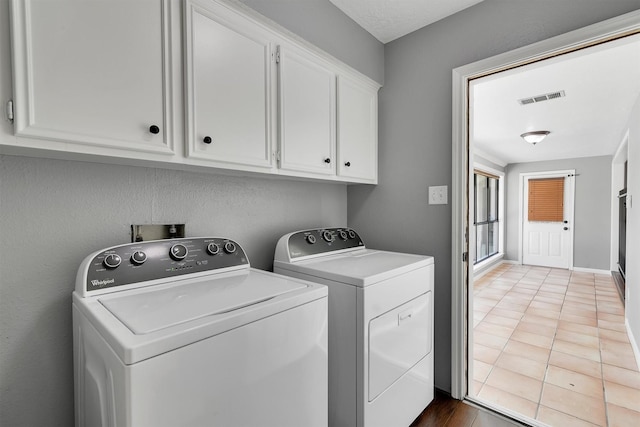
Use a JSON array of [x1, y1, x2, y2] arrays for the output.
[[7, 0, 380, 184], [10, 0, 175, 156], [184, 0, 275, 171], [337, 75, 378, 183], [278, 45, 336, 176]]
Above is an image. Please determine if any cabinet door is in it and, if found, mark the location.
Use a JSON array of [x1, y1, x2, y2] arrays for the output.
[[278, 46, 335, 176], [184, 0, 274, 170], [10, 0, 174, 155], [337, 75, 378, 183]]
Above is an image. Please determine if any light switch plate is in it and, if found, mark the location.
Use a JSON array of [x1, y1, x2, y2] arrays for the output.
[[429, 185, 448, 205]]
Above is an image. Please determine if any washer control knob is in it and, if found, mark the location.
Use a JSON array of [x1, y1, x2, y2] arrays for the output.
[[103, 253, 122, 269], [130, 251, 147, 265], [338, 230, 348, 240], [224, 241, 237, 254], [348, 230, 356, 239], [306, 234, 317, 244], [322, 230, 334, 242], [170, 244, 188, 261], [206, 243, 220, 255]]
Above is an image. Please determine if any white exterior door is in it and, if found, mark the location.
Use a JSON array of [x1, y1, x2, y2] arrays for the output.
[[522, 172, 575, 269]]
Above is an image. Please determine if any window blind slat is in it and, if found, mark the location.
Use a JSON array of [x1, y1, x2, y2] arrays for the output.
[[528, 177, 564, 222]]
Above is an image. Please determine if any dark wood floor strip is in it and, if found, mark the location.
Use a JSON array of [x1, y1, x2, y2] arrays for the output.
[[410, 390, 527, 427]]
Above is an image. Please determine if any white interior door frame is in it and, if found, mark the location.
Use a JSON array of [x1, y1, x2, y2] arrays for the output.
[[518, 170, 575, 269], [451, 10, 640, 400], [610, 132, 629, 271]]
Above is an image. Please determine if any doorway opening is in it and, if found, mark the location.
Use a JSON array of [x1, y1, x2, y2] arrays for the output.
[[452, 10, 640, 427]]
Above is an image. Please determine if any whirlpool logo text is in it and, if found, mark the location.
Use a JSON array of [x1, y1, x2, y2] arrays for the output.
[[91, 278, 115, 288]]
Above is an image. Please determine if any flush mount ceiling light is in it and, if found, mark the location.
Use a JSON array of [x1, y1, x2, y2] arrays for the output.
[[520, 131, 550, 145]]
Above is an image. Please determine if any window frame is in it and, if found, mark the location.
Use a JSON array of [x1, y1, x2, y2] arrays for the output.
[[469, 167, 507, 268], [473, 169, 501, 265]]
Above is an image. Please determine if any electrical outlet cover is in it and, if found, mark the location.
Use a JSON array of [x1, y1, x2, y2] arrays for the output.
[[429, 185, 448, 205]]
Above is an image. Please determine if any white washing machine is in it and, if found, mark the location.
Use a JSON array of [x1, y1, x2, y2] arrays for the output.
[[73, 237, 328, 427], [274, 228, 434, 427]]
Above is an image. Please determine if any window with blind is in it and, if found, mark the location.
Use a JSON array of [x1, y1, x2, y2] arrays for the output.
[[528, 177, 564, 222], [474, 171, 499, 264]]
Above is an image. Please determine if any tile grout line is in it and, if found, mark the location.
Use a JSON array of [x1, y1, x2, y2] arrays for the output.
[[475, 265, 520, 395], [476, 265, 638, 426], [594, 273, 609, 427], [477, 264, 551, 420], [564, 271, 608, 427], [473, 264, 523, 398], [534, 266, 562, 422]]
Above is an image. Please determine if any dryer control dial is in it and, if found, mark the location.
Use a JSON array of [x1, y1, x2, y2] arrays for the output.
[[224, 241, 237, 254], [207, 243, 220, 255], [170, 244, 188, 260], [103, 254, 122, 269], [322, 230, 334, 242], [131, 251, 147, 265], [306, 235, 317, 244]]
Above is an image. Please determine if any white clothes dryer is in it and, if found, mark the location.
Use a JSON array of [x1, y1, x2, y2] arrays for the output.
[[274, 228, 434, 427], [73, 237, 328, 427]]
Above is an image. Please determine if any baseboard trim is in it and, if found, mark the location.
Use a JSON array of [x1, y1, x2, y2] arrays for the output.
[[626, 319, 640, 371], [473, 255, 504, 278], [611, 271, 625, 306], [572, 267, 612, 275], [473, 258, 517, 279]]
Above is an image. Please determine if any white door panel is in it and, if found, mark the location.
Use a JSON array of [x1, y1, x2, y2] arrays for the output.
[[522, 172, 574, 269], [549, 232, 563, 256], [528, 232, 541, 255]]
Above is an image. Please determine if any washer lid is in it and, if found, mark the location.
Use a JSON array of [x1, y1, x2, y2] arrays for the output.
[[99, 271, 307, 334], [278, 249, 433, 287]]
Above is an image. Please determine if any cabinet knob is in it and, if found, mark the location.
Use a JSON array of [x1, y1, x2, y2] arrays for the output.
[[344, 161, 351, 167], [149, 125, 160, 134], [203, 136, 212, 144], [563, 227, 569, 230], [324, 158, 331, 164]]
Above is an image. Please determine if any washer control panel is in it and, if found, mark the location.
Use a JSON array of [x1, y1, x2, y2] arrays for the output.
[[287, 228, 364, 259], [84, 237, 248, 293]]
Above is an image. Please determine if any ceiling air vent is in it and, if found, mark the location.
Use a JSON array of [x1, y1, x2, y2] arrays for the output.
[[518, 90, 565, 106]]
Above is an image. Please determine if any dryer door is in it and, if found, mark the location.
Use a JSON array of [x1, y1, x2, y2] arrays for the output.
[[368, 291, 432, 401]]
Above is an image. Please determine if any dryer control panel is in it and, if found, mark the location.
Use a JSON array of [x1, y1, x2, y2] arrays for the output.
[[81, 237, 249, 294], [285, 228, 364, 259]]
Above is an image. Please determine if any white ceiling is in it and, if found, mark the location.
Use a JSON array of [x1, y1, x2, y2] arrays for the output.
[[328, 0, 640, 166], [328, 0, 484, 43], [472, 34, 640, 166]]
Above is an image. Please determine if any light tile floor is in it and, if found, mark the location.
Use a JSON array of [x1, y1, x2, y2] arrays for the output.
[[471, 263, 640, 427]]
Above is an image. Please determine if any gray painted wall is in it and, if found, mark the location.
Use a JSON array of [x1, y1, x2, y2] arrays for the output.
[[504, 156, 612, 270], [240, 0, 384, 84], [0, 1, 382, 425], [347, 0, 640, 393], [475, 154, 505, 173]]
